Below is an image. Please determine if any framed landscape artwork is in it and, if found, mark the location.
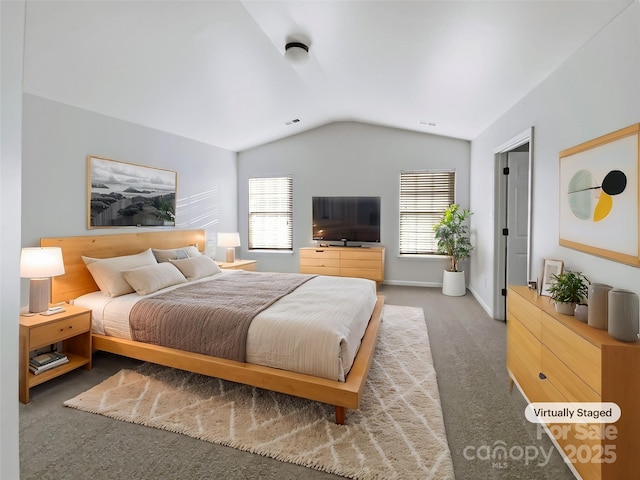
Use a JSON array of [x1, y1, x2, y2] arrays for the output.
[[559, 124, 640, 267], [88, 156, 177, 228]]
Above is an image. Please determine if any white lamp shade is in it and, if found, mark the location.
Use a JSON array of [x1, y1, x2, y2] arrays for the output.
[[20, 247, 65, 278], [217, 232, 241, 248]]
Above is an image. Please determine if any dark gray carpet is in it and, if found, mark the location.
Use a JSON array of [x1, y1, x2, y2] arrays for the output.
[[19, 286, 575, 479]]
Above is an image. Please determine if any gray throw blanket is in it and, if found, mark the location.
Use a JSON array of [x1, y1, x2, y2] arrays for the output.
[[129, 271, 316, 362]]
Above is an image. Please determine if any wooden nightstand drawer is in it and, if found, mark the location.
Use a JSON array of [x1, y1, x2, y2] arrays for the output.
[[29, 312, 91, 349], [20, 304, 93, 403]]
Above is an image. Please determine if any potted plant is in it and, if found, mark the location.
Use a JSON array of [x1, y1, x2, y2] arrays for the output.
[[547, 270, 590, 315], [433, 204, 473, 296]]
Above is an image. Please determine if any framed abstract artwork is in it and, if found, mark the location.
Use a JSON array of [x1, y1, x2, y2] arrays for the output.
[[88, 156, 177, 228], [559, 124, 640, 266]]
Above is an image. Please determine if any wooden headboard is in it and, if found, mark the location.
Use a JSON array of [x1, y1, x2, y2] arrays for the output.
[[41, 229, 206, 303]]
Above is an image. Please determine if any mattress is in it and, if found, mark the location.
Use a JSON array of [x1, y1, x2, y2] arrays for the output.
[[73, 271, 377, 381]]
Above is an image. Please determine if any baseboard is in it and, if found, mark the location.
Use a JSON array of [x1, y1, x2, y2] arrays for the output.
[[382, 280, 443, 288], [467, 286, 495, 319]]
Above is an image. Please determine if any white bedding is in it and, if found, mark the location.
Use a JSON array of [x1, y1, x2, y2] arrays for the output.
[[73, 271, 377, 382]]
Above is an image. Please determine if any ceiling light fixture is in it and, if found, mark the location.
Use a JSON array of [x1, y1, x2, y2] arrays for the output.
[[284, 42, 309, 64]]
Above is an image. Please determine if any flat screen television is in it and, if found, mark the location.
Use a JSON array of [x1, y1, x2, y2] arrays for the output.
[[312, 196, 381, 244]]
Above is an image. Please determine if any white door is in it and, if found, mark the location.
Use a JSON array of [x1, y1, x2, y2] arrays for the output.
[[493, 127, 533, 321], [506, 151, 530, 286]]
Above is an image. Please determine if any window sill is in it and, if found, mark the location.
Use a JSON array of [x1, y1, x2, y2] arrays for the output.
[[398, 254, 450, 260], [248, 249, 294, 255]]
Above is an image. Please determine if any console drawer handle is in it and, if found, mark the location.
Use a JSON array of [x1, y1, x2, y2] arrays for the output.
[[539, 372, 547, 380]]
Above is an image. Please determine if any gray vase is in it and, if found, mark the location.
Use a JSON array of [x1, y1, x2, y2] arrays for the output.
[[574, 304, 588, 323], [588, 283, 613, 329], [608, 289, 639, 342]]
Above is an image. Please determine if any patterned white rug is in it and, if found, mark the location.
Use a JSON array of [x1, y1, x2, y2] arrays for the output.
[[65, 305, 454, 479]]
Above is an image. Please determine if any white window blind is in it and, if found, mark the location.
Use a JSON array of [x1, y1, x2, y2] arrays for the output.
[[399, 170, 455, 254], [248, 176, 293, 250]]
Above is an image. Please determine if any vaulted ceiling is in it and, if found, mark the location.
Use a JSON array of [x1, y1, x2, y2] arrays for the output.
[[22, 0, 633, 152]]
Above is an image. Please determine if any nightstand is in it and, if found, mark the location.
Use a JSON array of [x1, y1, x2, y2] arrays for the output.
[[216, 259, 257, 271], [19, 304, 92, 403]]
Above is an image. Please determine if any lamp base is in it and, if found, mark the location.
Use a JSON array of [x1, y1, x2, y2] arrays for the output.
[[29, 278, 50, 313], [225, 248, 236, 263]]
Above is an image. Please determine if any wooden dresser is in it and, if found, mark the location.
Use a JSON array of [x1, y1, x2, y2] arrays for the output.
[[507, 285, 640, 480], [299, 246, 385, 282]]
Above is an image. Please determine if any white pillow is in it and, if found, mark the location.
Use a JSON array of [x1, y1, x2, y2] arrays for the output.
[[122, 262, 187, 295], [152, 246, 201, 263], [83, 248, 157, 297], [169, 255, 221, 281]]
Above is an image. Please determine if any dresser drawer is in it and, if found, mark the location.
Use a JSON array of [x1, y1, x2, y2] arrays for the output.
[[300, 248, 340, 260], [341, 267, 382, 281], [29, 313, 91, 349], [300, 256, 341, 268], [341, 258, 381, 270], [507, 314, 543, 402], [541, 313, 601, 395], [300, 265, 340, 276], [507, 290, 541, 340], [542, 345, 600, 403], [340, 250, 381, 262], [299, 247, 384, 282]]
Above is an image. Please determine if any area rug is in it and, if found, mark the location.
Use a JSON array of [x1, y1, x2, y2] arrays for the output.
[[64, 305, 454, 480]]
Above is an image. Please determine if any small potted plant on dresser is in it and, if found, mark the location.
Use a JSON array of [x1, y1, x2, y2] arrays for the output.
[[547, 270, 590, 315], [433, 204, 473, 296]]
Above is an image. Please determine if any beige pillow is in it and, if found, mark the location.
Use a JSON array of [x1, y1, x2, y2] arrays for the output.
[[122, 262, 187, 295], [170, 255, 221, 281], [152, 246, 201, 263], [83, 248, 157, 297]]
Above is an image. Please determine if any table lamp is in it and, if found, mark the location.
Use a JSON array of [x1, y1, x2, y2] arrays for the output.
[[217, 232, 241, 263], [20, 247, 65, 313]]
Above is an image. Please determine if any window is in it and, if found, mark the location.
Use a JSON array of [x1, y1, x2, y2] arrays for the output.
[[248, 176, 293, 250], [399, 170, 455, 254]]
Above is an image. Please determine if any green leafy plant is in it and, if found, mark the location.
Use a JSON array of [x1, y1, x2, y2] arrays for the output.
[[547, 271, 590, 304], [433, 204, 473, 272]]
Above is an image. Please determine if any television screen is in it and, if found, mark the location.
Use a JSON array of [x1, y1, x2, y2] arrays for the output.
[[312, 196, 381, 243]]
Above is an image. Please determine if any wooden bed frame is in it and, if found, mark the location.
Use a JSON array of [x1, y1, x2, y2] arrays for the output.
[[41, 230, 384, 424]]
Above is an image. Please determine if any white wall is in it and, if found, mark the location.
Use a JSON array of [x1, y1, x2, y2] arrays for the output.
[[470, 2, 640, 315], [21, 94, 239, 306], [1, 2, 25, 478], [238, 121, 470, 285]]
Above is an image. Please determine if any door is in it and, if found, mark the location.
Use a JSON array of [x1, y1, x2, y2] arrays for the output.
[[493, 128, 533, 321], [506, 150, 530, 287]]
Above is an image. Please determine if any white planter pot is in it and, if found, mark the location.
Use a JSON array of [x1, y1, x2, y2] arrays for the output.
[[554, 301, 576, 315], [442, 270, 466, 296]]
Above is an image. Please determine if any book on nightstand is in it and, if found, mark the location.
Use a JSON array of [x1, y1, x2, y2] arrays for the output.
[[29, 352, 69, 375]]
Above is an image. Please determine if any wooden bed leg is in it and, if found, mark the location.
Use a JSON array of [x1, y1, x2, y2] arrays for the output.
[[335, 406, 346, 425], [509, 378, 514, 394]]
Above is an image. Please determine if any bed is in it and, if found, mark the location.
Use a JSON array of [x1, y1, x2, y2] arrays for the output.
[[42, 230, 384, 424]]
